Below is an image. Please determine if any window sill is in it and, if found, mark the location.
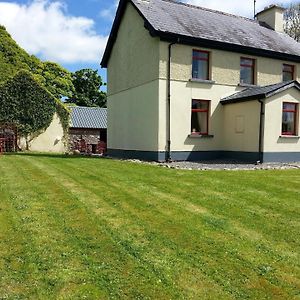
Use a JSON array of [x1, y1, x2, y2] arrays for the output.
[[279, 135, 300, 139], [189, 78, 215, 84], [238, 83, 258, 88], [188, 134, 214, 138]]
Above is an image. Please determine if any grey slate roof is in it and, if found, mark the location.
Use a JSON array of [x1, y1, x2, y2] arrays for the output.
[[133, 0, 300, 56], [101, 0, 300, 67], [70, 106, 107, 129], [221, 81, 300, 104]]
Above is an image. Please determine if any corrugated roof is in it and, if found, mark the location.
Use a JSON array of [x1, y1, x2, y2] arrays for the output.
[[70, 106, 107, 129], [221, 81, 300, 104], [101, 0, 300, 67]]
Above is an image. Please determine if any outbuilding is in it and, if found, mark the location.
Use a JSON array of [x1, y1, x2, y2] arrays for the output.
[[69, 106, 107, 154]]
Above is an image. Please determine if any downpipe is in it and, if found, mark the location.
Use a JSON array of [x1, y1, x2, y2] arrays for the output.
[[258, 99, 265, 164], [166, 41, 177, 162]]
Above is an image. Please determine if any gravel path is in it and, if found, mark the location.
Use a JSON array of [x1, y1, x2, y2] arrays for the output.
[[124, 159, 300, 171], [160, 160, 300, 170]]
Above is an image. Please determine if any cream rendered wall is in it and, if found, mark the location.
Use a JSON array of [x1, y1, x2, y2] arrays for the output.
[[264, 88, 300, 152], [223, 101, 261, 152], [158, 42, 300, 85], [107, 3, 159, 96], [108, 80, 159, 151], [157, 42, 300, 153], [158, 80, 240, 151], [19, 113, 66, 153], [107, 3, 160, 152]]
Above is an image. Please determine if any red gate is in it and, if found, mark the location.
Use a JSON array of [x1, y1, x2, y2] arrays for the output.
[[0, 124, 18, 154]]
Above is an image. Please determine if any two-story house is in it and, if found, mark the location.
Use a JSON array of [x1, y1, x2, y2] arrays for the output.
[[101, 0, 300, 162]]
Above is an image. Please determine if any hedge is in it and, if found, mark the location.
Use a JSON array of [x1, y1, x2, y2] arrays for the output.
[[0, 70, 69, 141]]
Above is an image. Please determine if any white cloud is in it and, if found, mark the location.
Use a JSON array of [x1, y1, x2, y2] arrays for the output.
[[99, 1, 118, 21], [184, 0, 294, 18], [0, 0, 108, 64]]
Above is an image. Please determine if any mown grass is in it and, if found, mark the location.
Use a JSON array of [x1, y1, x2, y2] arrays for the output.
[[0, 153, 299, 299]]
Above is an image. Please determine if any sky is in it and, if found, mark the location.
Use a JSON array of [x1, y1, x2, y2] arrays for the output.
[[0, 0, 295, 83]]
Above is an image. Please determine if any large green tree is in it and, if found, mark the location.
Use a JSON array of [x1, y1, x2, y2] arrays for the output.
[[69, 69, 106, 107], [34, 62, 74, 99], [0, 25, 74, 99], [284, 2, 300, 42]]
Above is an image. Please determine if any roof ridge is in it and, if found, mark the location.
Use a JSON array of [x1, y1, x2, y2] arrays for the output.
[[72, 106, 106, 109], [241, 81, 294, 92], [263, 80, 295, 88], [156, 0, 257, 23]]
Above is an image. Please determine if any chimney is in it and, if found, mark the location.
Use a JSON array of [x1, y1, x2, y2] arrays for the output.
[[256, 5, 285, 33]]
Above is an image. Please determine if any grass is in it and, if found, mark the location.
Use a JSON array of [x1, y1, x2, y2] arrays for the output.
[[0, 153, 299, 299]]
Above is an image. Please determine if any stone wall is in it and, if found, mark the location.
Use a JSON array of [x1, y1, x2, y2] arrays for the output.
[[69, 128, 107, 154]]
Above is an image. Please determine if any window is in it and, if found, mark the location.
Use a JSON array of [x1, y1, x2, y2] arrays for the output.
[[283, 64, 294, 82], [192, 50, 209, 80], [240, 57, 255, 85], [191, 100, 210, 135], [282, 102, 298, 136]]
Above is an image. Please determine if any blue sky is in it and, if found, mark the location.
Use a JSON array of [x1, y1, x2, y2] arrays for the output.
[[0, 0, 295, 84]]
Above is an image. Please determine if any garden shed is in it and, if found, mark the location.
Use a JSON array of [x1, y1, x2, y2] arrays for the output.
[[0, 70, 69, 153]]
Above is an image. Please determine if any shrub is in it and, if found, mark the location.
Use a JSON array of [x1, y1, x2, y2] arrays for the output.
[[0, 70, 69, 142]]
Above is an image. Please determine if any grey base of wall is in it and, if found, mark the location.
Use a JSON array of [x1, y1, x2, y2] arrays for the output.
[[263, 152, 300, 163], [107, 149, 165, 161], [108, 149, 300, 163]]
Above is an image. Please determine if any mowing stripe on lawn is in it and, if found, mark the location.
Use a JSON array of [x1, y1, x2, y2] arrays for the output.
[[0, 154, 299, 299]]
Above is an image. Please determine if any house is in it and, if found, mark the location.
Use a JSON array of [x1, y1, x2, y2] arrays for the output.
[[69, 106, 107, 154], [101, 0, 300, 162]]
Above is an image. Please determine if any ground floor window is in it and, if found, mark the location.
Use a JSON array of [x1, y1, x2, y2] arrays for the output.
[[191, 100, 210, 135], [282, 102, 298, 135]]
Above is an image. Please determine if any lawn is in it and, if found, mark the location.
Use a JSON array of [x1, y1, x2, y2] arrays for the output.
[[0, 154, 299, 299]]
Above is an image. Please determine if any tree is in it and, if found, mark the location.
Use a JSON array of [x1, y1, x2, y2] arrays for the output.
[[34, 62, 75, 99], [283, 2, 300, 42], [0, 26, 74, 99], [69, 69, 106, 107]]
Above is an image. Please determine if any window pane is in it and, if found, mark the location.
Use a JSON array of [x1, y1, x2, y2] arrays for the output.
[[193, 50, 208, 60], [192, 100, 208, 110], [240, 66, 253, 84], [192, 59, 208, 79], [282, 112, 295, 134], [191, 111, 208, 134], [283, 103, 296, 111], [241, 58, 254, 66], [283, 71, 293, 82], [283, 64, 293, 72]]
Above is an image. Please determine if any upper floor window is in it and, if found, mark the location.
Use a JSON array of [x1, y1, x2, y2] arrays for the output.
[[282, 64, 294, 82], [282, 102, 298, 136], [240, 57, 255, 85], [192, 50, 209, 80], [191, 100, 210, 135]]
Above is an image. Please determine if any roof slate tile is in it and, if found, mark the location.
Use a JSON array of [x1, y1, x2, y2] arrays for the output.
[[221, 81, 300, 104], [131, 0, 300, 57]]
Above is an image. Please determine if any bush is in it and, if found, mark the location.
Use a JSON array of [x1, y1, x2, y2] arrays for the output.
[[0, 70, 69, 138]]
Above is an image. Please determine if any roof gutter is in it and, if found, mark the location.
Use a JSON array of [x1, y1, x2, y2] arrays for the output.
[[159, 32, 300, 63]]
